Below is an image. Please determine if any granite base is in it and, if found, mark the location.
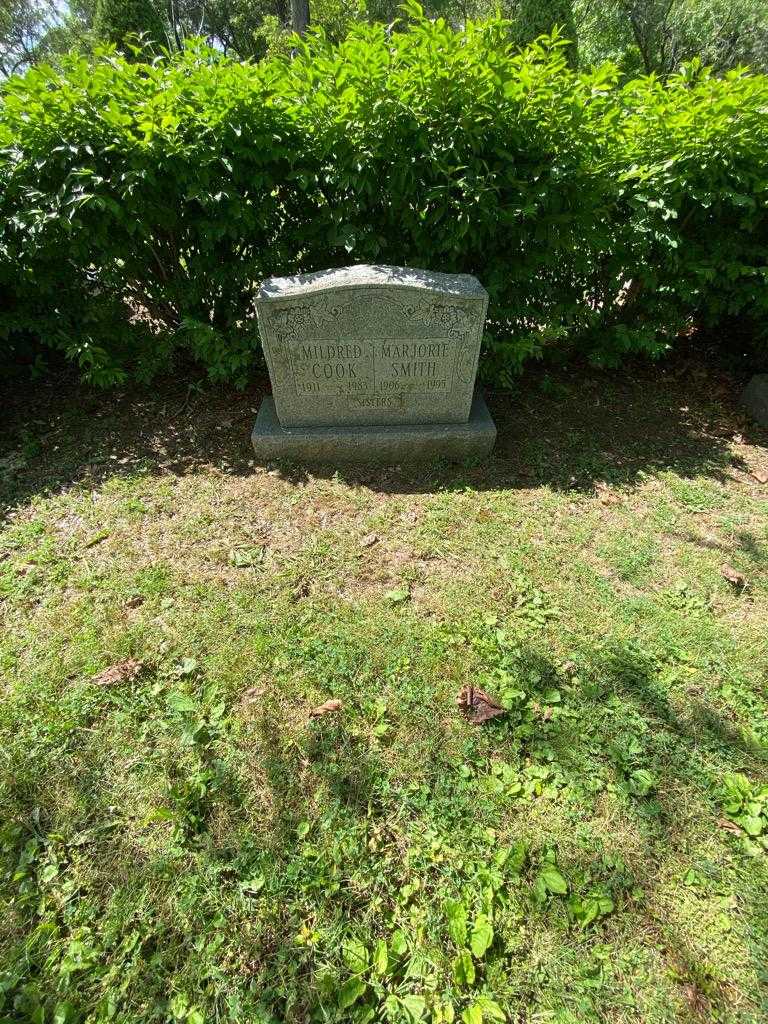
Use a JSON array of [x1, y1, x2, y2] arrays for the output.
[[251, 391, 496, 465]]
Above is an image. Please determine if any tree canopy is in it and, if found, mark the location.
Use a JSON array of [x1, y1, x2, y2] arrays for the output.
[[1, 0, 767, 74]]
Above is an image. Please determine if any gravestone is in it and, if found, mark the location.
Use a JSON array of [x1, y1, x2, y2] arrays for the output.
[[741, 374, 768, 427], [251, 265, 496, 463]]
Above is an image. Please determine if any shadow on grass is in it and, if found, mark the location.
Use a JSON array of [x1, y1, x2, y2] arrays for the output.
[[479, 639, 768, 1018], [1, 634, 766, 1020], [242, 634, 768, 1018], [249, 696, 396, 845], [2, 360, 765, 514]]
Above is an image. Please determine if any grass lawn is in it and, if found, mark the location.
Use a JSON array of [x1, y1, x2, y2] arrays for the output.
[[1, 362, 767, 1024]]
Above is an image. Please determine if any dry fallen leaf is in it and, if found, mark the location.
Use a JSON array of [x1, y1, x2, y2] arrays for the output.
[[680, 983, 711, 1019], [718, 818, 743, 836], [360, 533, 379, 548], [457, 685, 505, 725], [242, 685, 266, 703], [751, 469, 768, 485], [596, 484, 622, 506], [92, 659, 144, 686], [721, 563, 746, 588], [699, 532, 722, 550], [84, 530, 110, 548], [309, 699, 343, 718]]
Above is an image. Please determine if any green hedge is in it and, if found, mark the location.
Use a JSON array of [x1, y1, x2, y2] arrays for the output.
[[1, 6, 767, 386]]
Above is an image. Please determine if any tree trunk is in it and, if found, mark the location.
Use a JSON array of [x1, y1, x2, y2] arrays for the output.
[[290, 0, 309, 35]]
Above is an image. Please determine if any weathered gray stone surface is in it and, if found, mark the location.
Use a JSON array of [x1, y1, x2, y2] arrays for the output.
[[255, 265, 488, 428], [251, 391, 496, 465], [741, 374, 768, 427]]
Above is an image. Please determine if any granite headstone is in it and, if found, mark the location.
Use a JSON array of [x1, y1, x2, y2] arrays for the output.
[[251, 265, 496, 463], [741, 374, 768, 428]]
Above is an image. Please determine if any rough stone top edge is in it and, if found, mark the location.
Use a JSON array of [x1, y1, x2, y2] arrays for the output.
[[256, 264, 488, 302]]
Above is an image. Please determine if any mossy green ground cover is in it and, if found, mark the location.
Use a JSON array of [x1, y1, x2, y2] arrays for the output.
[[1, 364, 767, 1023]]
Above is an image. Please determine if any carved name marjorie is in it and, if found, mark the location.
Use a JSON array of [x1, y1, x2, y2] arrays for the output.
[[380, 342, 449, 358]]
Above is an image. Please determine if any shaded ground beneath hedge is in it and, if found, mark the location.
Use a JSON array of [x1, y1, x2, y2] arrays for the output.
[[2, 359, 766, 513]]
